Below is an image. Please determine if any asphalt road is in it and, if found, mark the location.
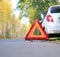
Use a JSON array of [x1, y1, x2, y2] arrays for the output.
[[0, 39, 60, 57]]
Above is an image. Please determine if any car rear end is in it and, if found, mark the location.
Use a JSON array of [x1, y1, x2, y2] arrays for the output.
[[44, 5, 60, 34]]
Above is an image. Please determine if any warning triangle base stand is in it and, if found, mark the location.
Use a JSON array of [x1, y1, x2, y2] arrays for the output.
[[25, 19, 48, 41]]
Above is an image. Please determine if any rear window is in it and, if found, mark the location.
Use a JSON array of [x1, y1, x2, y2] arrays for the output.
[[50, 6, 60, 13]]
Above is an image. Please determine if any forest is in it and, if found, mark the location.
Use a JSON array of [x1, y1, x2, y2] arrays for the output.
[[0, 0, 60, 39]]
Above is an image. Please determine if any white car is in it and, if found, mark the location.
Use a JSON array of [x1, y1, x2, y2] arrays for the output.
[[42, 5, 60, 34]]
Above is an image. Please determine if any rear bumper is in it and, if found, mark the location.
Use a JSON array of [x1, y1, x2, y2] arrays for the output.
[[45, 25, 60, 34], [47, 30, 60, 34]]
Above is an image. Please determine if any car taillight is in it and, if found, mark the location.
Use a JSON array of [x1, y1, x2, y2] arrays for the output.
[[46, 15, 53, 22]]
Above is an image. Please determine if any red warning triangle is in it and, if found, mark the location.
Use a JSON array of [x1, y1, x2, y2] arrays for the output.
[[25, 19, 48, 40]]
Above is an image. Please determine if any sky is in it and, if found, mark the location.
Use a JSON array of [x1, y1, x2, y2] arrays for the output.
[[11, 0, 20, 18], [11, 0, 19, 9], [11, 0, 30, 24], [58, 0, 60, 2]]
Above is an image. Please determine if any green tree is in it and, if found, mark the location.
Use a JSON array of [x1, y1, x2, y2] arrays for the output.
[[17, 0, 58, 24]]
